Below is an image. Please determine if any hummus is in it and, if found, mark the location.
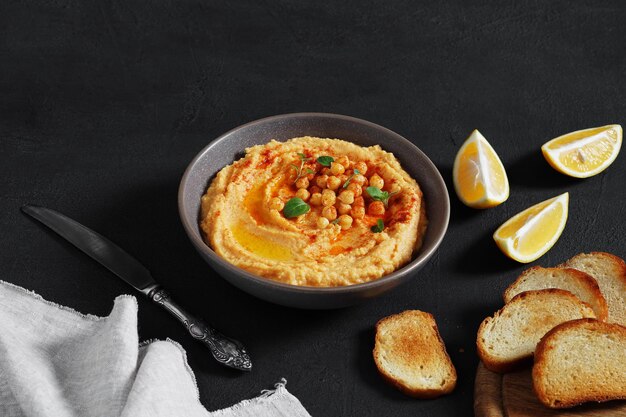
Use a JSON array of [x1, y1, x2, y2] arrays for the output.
[[200, 137, 427, 287]]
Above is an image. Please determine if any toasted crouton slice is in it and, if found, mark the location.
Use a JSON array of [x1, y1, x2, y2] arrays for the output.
[[477, 289, 595, 373], [504, 266, 608, 321], [560, 252, 626, 326], [373, 310, 456, 398], [533, 318, 626, 408]]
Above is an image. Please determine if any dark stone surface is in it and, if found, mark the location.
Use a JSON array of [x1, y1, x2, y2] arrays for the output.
[[1, 1, 625, 415]]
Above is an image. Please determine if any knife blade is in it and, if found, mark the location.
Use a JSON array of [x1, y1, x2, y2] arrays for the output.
[[21, 204, 252, 371]]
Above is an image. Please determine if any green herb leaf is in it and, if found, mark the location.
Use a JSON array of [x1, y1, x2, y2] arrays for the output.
[[371, 219, 384, 233], [305, 168, 315, 175], [342, 168, 361, 188], [365, 186, 397, 207], [331, 218, 340, 225], [297, 152, 310, 161], [283, 197, 310, 218], [316, 156, 334, 166]]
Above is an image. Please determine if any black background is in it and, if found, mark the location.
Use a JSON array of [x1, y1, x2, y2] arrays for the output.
[[2, 1, 626, 416]]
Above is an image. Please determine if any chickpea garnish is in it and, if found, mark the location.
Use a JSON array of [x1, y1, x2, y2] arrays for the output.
[[295, 188, 310, 201], [309, 185, 321, 194], [353, 196, 365, 207], [330, 162, 345, 176], [327, 176, 341, 190], [368, 201, 386, 216], [352, 174, 366, 186], [295, 177, 310, 189], [321, 167, 331, 175], [389, 183, 402, 194], [350, 206, 365, 219], [338, 189, 355, 205], [322, 205, 338, 220], [317, 216, 330, 229], [347, 182, 362, 197], [321, 189, 336, 206], [336, 156, 350, 167], [310, 192, 322, 206], [354, 161, 368, 175], [337, 202, 351, 215], [338, 214, 353, 230], [315, 175, 329, 189], [269, 197, 284, 211], [369, 174, 384, 189]]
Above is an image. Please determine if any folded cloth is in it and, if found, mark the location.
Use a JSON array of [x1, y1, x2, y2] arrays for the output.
[[0, 280, 311, 417]]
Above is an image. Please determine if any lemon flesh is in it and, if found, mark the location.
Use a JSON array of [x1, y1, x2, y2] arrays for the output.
[[493, 193, 569, 263], [453, 130, 509, 209], [542, 125, 622, 178]]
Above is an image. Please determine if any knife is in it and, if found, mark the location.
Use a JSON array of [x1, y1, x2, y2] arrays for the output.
[[21, 204, 252, 372]]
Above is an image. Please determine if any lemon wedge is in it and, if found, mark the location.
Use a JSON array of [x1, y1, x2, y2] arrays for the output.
[[453, 129, 509, 209], [493, 193, 569, 263], [541, 125, 622, 178]]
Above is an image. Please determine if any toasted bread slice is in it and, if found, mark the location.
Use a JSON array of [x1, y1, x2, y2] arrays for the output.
[[477, 289, 595, 373], [560, 252, 626, 326], [504, 266, 609, 321], [533, 318, 626, 408], [373, 310, 457, 398]]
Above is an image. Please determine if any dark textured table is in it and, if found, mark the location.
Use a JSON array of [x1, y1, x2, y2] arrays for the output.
[[2, 1, 625, 415]]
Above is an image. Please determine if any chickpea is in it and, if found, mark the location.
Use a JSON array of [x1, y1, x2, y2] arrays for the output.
[[321, 167, 331, 175], [310, 192, 322, 206], [336, 156, 350, 167], [295, 177, 309, 189], [368, 201, 386, 216], [322, 205, 337, 221], [316, 216, 330, 229], [309, 185, 322, 194], [337, 202, 351, 215], [338, 174, 348, 184], [315, 175, 329, 189], [389, 183, 402, 194], [295, 188, 310, 201], [347, 182, 362, 197], [353, 196, 365, 207], [354, 161, 368, 175], [327, 176, 341, 190], [344, 169, 353, 177], [330, 162, 345, 176], [369, 174, 384, 189], [321, 189, 336, 206], [338, 214, 353, 230], [338, 189, 355, 205], [269, 197, 284, 211], [352, 174, 367, 186], [350, 206, 365, 219]]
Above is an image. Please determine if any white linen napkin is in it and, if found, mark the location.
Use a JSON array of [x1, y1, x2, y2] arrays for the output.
[[0, 280, 311, 417]]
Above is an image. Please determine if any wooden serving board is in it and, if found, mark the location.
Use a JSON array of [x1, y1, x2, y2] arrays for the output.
[[474, 363, 626, 417]]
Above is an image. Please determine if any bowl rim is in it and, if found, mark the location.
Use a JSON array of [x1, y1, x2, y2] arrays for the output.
[[178, 112, 450, 294]]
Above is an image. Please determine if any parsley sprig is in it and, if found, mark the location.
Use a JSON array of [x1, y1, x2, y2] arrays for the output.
[[290, 153, 314, 184]]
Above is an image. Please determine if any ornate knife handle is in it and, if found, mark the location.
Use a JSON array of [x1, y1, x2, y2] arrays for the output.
[[142, 285, 252, 371]]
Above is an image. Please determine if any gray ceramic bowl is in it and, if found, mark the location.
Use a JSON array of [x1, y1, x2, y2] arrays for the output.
[[178, 113, 449, 309]]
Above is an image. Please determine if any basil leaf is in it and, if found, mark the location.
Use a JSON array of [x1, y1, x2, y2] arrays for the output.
[[371, 219, 384, 233], [316, 156, 334, 166], [305, 168, 315, 174], [283, 197, 310, 218]]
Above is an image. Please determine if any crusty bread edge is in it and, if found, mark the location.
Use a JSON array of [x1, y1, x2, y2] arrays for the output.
[[477, 289, 596, 374], [503, 266, 609, 322], [532, 318, 626, 408], [373, 310, 457, 399]]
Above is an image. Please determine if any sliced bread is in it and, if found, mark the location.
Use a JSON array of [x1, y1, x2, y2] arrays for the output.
[[560, 252, 626, 326], [533, 318, 626, 408], [477, 289, 596, 373], [503, 266, 609, 321], [373, 310, 457, 398]]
